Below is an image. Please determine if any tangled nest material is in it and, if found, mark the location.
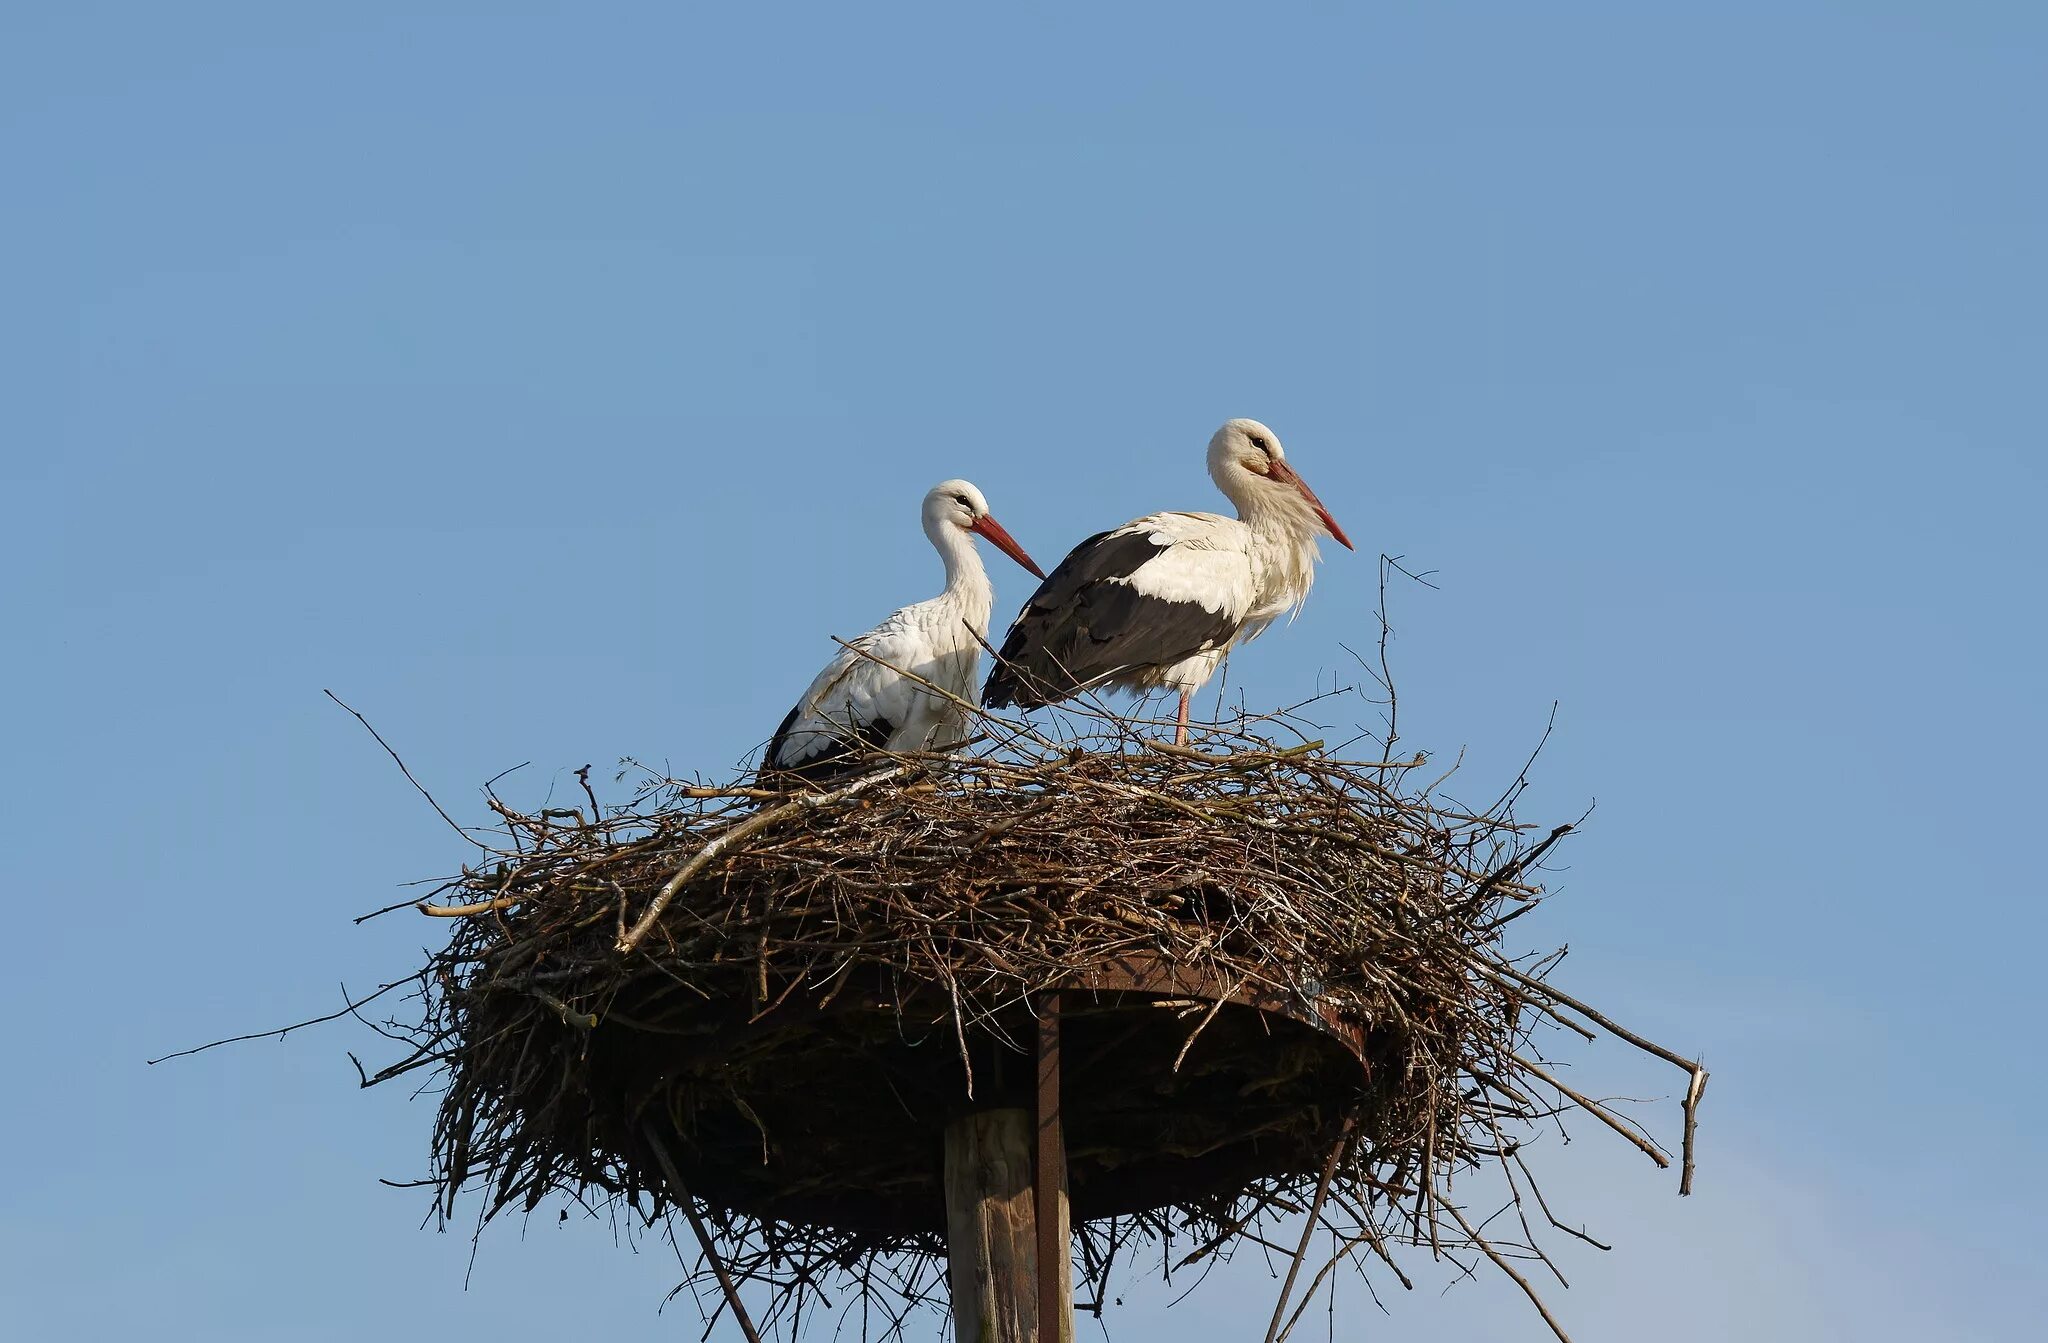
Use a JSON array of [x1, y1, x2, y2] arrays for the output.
[[360, 700, 1706, 1342]]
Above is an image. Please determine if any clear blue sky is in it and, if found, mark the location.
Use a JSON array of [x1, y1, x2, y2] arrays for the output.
[[4, 3, 2042, 1339]]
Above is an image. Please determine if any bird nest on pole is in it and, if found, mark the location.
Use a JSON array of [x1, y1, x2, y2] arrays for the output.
[[363, 704, 1706, 1342]]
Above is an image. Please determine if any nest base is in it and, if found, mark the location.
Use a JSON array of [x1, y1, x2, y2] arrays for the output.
[[595, 953, 1377, 1236]]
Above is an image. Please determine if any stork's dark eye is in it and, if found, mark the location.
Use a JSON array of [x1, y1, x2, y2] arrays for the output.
[[1250, 435, 1272, 455]]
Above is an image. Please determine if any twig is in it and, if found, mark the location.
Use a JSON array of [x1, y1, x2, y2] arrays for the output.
[[1681, 1065, 1709, 1196], [324, 689, 479, 848], [1264, 1120, 1354, 1343], [644, 1123, 766, 1343], [1437, 1194, 1574, 1343], [1513, 1053, 1670, 1169], [419, 893, 524, 917], [1473, 823, 1575, 901], [147, 977, 412, 1065]]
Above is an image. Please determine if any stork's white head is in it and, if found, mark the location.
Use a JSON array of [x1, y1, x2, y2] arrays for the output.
[[1205, 419, 1355, 549], [923, 479, 1046, 578]]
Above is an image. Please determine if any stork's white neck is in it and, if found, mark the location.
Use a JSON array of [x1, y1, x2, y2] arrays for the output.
[[926, 516, 995, 625], [1211, 464, 1326, 618]]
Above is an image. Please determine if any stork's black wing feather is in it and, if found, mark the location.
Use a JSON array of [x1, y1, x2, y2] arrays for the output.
[[759, 700, 896, 786], [982, 527, 1240, 708]]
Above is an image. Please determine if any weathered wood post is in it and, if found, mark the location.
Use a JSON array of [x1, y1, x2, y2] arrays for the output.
[[942, 999, 1072, 1343], [1033, 995, 1072, 1343], [944, 1108, 1037, 1343]]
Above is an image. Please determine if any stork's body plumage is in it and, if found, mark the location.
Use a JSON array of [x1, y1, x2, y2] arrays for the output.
[[983, 419, 1352, 743], [763, 481, 1042, 782]]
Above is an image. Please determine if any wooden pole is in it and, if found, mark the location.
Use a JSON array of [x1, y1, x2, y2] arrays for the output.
[[943, 1001, 1072, 1343], [1035, 996, 1073, 1343], [945, 1108, 1038, 1343]]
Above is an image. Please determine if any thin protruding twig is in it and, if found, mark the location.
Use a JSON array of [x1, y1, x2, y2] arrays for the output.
[[1264, 1120, 1354, 1343], [1473, 823, 1575, 900], [1438, 1194, 1574, 1343], [147, 977, 412, 1065], [1513, 1053, 1670, 1170], [324, 689, 479, 848], [644, 1123, 766, 1343]]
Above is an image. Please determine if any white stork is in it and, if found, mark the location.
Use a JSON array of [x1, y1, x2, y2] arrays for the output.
[[983, 418, 1353, 744], [762, 480, 1044, 782]]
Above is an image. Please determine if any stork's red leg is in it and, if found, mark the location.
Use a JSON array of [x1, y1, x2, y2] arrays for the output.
[[1174, 691, 1190, 746]]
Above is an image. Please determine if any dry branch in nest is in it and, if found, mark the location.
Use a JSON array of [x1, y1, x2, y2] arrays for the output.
[[362, 701, 1706, 1342]]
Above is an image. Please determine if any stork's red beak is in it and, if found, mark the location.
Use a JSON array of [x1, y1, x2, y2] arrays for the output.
[[969, 515, 1046, 578], [1268, 460, 1355, 550]]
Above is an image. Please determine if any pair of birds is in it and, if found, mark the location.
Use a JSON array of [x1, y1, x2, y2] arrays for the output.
[[763, 417, 1354, 780]]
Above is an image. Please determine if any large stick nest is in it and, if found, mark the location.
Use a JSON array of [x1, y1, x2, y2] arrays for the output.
[[366, 704, 1705, 1341]]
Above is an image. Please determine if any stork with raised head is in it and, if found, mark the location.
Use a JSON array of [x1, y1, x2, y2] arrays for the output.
[[982, 418, 1353, 744], [762, 480, 1044, 782]]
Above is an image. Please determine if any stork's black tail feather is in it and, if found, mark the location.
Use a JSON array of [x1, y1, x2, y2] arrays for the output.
[[980, 648, 1050, 710]]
